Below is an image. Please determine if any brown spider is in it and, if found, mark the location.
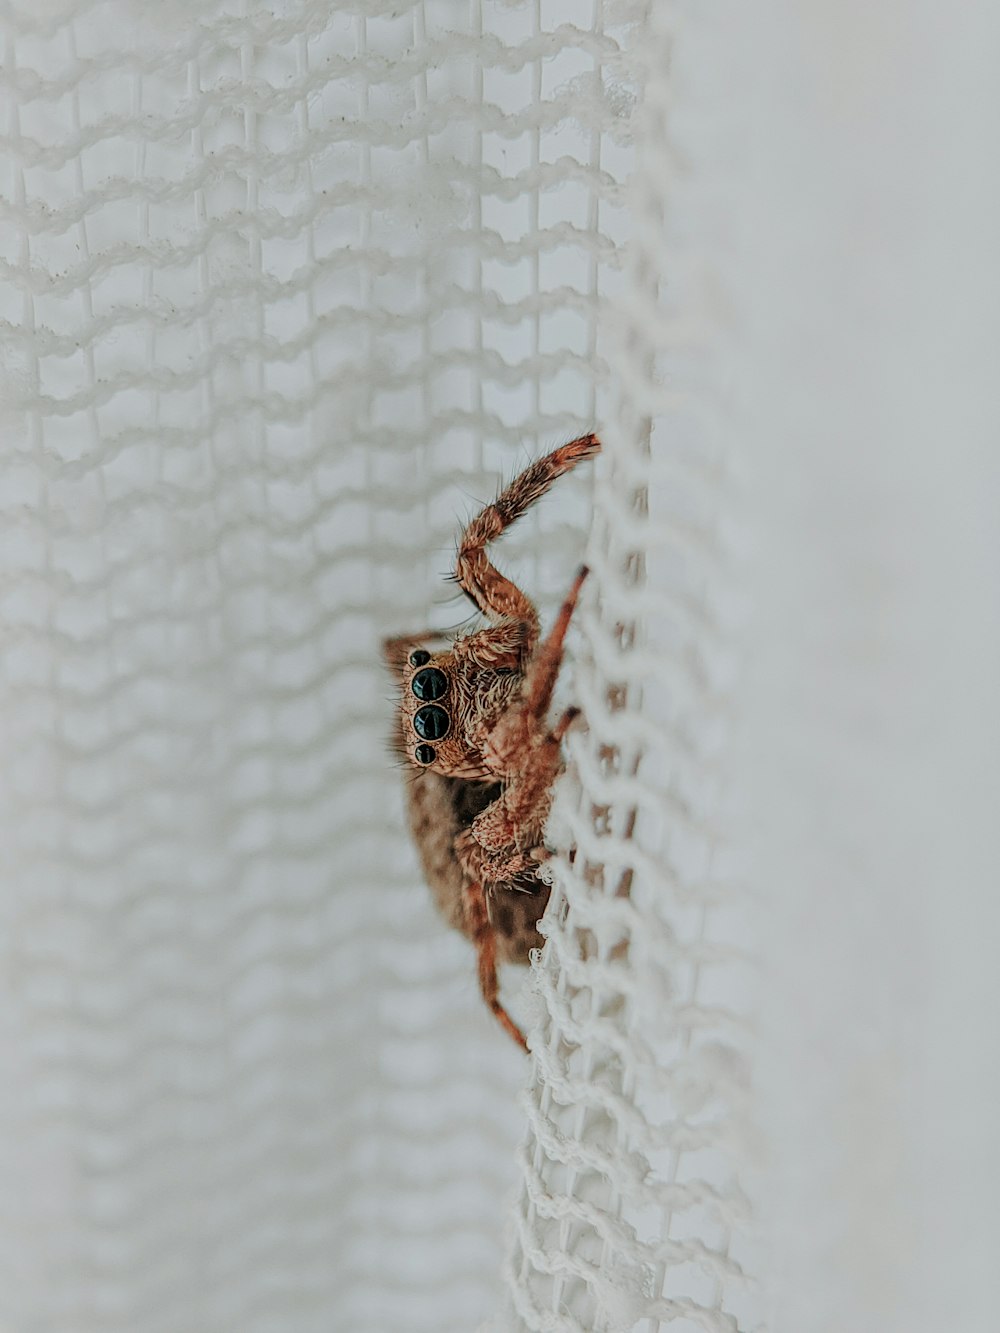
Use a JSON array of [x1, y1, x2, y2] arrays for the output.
[[383, 434, 600, 1048]]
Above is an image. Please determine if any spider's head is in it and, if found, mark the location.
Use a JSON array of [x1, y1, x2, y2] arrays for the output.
[[384, 638, 519, 778]]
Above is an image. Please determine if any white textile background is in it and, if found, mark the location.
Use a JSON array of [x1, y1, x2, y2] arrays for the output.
[[1, 3, 999, 1332]]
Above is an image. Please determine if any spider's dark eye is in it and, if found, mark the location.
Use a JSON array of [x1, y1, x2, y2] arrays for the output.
[[413, 704, 450, 741], [408, 649, 430, 668], [414, 744, 436, 765], [411, 667, 448, 701]]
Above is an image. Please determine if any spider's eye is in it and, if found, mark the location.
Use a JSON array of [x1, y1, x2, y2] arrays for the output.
[[414, 744, 436, 765], [413, 704, 450, 741], [411, 667, 447, 701], [408, 650, 430, 667]]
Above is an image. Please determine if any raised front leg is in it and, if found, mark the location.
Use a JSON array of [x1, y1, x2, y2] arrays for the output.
[[455, 434, 600, 646]]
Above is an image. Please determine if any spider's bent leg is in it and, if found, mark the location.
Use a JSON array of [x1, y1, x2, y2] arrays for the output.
[[453, 618, 533, 672], [455, 434, 600, 638], [521, 564, 589, 723], [476, 564, 588, 776], [462, 878, 528, 1051]]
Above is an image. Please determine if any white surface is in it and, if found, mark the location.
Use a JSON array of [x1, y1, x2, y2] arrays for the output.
[[735, 5, 1000, 1331]]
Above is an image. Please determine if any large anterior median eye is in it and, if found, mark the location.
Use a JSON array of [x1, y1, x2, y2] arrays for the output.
[[413, 705, 449, 741], [411, 667, 447, 701]]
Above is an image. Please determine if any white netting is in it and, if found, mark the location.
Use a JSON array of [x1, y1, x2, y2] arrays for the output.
[[4, 3, 1000, 1333], [494, 6, 757, 1330]]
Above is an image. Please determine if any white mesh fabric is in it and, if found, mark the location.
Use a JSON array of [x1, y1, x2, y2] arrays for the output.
[[495, 6, 758, 1329]]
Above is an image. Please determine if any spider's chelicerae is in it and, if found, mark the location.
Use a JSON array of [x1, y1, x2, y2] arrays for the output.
[[383, 435, 600, 1048]]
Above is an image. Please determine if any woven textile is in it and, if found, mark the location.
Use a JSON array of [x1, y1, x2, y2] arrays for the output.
[[4, 3, 1000, 1333], [493, 5, 757, 1330]]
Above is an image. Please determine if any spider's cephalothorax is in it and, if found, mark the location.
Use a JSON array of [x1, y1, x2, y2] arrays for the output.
[[383, 434, 600, 1048]]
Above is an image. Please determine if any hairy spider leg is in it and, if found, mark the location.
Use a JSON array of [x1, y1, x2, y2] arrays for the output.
[[483, 563, 589, 773], [521, 564, 589, 722], [462, 567, 590, 878], [462, 878, 528, 1050], [455, 434, 600, 653], [450, 616, 534, 672]]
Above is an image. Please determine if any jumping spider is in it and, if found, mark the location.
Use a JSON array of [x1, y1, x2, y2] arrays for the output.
[[383, 434, 600, 1048]]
